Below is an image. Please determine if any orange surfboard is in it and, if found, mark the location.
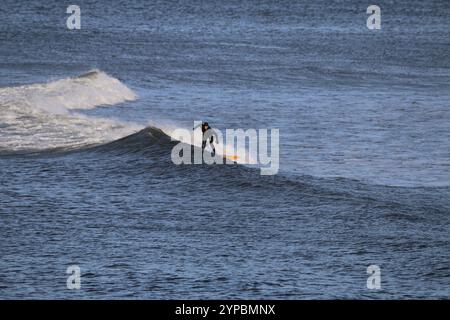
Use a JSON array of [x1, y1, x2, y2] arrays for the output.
[[225, 155, 239, 161]]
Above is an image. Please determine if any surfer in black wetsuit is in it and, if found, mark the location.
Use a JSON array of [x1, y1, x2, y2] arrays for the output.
[[193, 122, 216, 156]]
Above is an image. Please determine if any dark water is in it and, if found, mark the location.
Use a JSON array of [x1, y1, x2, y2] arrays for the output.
[[1, 0, 449, 299]]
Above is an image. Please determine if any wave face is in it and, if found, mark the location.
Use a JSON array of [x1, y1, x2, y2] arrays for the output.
[[0, 70, 141, 153]]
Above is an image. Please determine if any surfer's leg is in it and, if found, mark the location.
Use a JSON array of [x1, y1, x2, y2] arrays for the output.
[[210, 137, 215, 156]]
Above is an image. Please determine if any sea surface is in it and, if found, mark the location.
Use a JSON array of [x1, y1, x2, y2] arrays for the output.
[[0, 0, 449, 299]]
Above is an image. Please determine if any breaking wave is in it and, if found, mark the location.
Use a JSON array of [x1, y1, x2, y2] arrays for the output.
[[0, 70, 253, 164], [0, 70, 142, 153]]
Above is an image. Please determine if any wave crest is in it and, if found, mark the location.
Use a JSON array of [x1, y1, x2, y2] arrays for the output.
[[0, 70, 141, 153], [0, 70, 137, 112]]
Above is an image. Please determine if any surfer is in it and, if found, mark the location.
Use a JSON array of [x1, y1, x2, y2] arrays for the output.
[[193, 122, 216, 156]]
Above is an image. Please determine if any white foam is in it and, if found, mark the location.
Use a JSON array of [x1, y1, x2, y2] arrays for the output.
[[0, 70, 142, 152], [0, 70, 137, 112]]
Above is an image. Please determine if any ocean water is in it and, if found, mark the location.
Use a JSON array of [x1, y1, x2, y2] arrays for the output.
[[0, 0, 449, 299]]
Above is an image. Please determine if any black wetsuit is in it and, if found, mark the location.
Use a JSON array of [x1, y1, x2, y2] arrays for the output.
[[201, 124, 216, 156]]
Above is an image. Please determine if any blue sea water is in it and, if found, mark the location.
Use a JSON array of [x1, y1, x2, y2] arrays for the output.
[[0, 0, 449, 299]]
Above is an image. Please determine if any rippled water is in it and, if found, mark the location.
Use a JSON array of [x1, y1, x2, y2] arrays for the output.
[[1, 0, 449, 299]]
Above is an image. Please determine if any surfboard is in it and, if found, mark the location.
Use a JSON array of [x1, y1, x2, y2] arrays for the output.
[[225, 155, 239, 161]]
